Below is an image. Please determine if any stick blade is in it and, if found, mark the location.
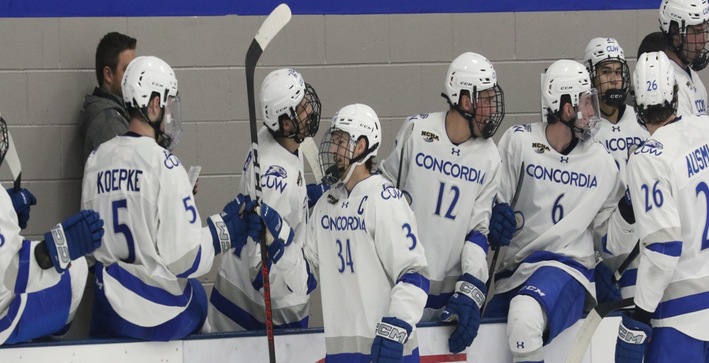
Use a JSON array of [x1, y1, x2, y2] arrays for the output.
[[301, 137, 323, 182], [254, 4, 292, 50], [5, 130, 21, 191]]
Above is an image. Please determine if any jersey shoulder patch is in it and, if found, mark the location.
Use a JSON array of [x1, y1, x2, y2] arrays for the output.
[[512, 123, 532, 133], [633, 138, 664, 157], [162, 149, 182, 170]]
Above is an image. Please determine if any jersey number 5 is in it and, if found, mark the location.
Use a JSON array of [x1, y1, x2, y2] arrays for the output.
[[112, 199, 136, 263]]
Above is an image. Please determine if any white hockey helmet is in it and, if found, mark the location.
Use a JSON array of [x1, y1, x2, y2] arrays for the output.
[[260, 68, 321, 143], [659, 0, 709, 69], [542, 60, 600, 141], [443, 52, 505, 138], [583, 37, 631, 106], [319, 103, 381, 185], [122, 56, 182, 150], [633, 51, 678, 127]]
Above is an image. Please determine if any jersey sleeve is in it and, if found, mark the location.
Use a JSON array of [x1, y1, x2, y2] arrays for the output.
[[155, 157, 215, 278], [462, 154, 500, 283], [627, 152, 680, 313], [379, 116, 416, 186], [369, 189, 430, 329], [497, 126, 523, 204]]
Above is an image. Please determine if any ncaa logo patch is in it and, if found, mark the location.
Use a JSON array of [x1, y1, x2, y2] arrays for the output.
[[421, 130, 439, 143], [532, 142, 550, 154]]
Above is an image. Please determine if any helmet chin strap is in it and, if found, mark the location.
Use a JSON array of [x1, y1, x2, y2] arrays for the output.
[[441, 93, 478, 139], [139, 107, 168, 146]]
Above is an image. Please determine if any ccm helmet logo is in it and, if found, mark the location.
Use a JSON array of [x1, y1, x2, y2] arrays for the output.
[[151, 81, 164, 88], [560, 86, 574, 90]]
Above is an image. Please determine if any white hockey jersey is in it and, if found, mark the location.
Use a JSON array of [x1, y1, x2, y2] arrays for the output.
[[494, 123, 634, 304], [209, 126, 311, 331], [594, 104, 648, 296], [304, 175, 429, 361], [672, 61, 708, 118], [627, 115, 709, 340], [82, 134, 215, 328], [380, 112, 499, 320], [0, 191, 87, 344]]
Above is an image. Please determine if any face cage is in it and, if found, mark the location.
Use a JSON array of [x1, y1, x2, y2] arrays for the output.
[[319, 129, 356, 186], [477, 84, 506, 139], [0, 118, 8, 166], [591, 59, 631, 106], [672, 21, 709, 71], [288, 83, 322, 143]]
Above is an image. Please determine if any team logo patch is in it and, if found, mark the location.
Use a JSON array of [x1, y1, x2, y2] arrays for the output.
[[419, 113, 429, 119], [513, 124, 532, 133], [264, 165, 288, 178], [261, 165, 289, 193], [421, 130, 439, 143], [532, 142, 550, 154], [644, 139, 663, 150]]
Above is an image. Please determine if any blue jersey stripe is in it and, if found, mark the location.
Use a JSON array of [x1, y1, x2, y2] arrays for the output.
[[176, 246, 202, 278], [646, 241, 682, 257], [656, 290, 709, 319], [1, 0, 661, 18], [398, 272, 430, 294], [466, 230, 489, 254], [100, 263, 193, 307], [14, 240, 32, 294]]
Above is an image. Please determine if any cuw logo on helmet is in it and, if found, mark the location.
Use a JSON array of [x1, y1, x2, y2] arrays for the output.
[[261, 165, 288, 193]]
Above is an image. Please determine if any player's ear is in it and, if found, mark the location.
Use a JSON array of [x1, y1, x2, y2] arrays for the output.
[[460, 92, 473, 110], [103, 66, 113, 86], [562, 102, 575, 121], [147, 94, 161, 120]]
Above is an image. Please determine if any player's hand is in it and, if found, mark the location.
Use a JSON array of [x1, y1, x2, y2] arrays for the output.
[[259, 202, 294, 263], [594, 262, 621, 304], [44, 210, 104, 272], [306, 183, 330, 208], [488, 202, 515, 250], [440, 273, 486, 353], [615, 312, 651, 363], [7, 187, 37, 229], [371, 317, 412, 363], [208, 194, 261, 256]]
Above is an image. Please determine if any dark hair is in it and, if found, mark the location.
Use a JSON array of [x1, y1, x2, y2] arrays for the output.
[[546, 94, 572, 123], [95, 32, 137, 86], [638, 31, 667, 58]]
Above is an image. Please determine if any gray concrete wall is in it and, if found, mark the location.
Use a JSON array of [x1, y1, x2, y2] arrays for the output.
[[0, 10, 681, 336]]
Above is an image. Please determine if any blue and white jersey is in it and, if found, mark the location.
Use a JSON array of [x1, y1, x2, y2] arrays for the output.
[[594, 104, 649, 297], [0, 187, 87, 345], [494, 122, 634, 305], [380, 111, 499, 320], [82, 134, 215, 329], [306, 175, 429, 362], [627, 115, 709, 341], [672, 61, 708, 118], [209, 126, 311, 331]]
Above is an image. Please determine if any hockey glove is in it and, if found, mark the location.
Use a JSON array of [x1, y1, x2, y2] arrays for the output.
[[618, 187, 635, 224], [44, 210, 104, 273], [440, 273, 486, 353], [259, 202, 294, 263], [615, 311, 652, 363], [371, 316, 412, 363], [306, 183, 330, 208], [488, 202, 515, 250], [594, 262, 621, 304], [7, 187, 37, 229], [208, 194, 261, 256]]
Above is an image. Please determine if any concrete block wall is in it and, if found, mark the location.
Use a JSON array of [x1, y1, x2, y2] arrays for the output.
[[0, 9, 688, 335]]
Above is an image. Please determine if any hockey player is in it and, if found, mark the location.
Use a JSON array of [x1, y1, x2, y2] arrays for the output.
[[615, 51, 709, 363], [379, 52, 504, 353], [259, 103, 429, 362], [0, 117, 105, 344], [659, 0, 709, 117], [82, 55, 262, 341], [484, 60, 635, 362], [583, 37, 649, 301], [208, 68, 323, 331]]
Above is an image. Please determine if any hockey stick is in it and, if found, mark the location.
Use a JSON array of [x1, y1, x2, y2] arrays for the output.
[[301, 137, 323, 182], [2, 118, 21, 192], [245, 4, 291, 362], [565, 297, 634, 363], [484, 161, 525, 296], [565, 241, 641, 362]]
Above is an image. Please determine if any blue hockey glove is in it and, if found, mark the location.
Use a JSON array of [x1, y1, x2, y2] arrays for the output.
[[7, 187, 37, 229], [208, 194, 261, 256], [595, 262, 621, 304], [615, 312, 652, 363], [306, 183, 330, 208], [440, 273, 486, 353], [618, 187, 635, 224], [258, 203, 295, 263], [371, 317, 412, 363], [488, 202, 515, 250], [44, 210, 104, 273]]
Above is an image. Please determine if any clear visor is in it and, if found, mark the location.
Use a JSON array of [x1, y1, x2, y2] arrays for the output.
[[162, 95, 183, 151], [319, 128, 355, 186], [575, 89, 601, 141]]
